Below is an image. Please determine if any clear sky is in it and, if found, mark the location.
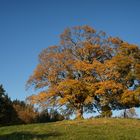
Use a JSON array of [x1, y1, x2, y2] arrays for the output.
[[0, 0, 140, 104]]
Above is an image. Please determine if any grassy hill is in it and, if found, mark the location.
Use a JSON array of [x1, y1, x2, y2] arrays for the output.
[[0, 118, 140, 140]]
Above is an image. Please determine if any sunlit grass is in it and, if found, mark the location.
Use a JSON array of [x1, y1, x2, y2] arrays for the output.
[[0, 118, 140, 140]]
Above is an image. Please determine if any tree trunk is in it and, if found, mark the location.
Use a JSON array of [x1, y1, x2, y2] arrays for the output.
[[76, 106, 83, 119], [124, 109, 127, 118]]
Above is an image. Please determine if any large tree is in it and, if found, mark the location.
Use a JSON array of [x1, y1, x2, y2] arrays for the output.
[[27, 26, 140, 119]]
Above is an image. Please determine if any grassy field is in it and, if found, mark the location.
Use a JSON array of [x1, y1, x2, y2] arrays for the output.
[[0, 118, 140, 140]]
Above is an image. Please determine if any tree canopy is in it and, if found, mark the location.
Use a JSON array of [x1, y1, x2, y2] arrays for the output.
[[27, 25, 140, 119]]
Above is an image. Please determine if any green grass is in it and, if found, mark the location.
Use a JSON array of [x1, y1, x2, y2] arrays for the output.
[[0, 118, 140, 140]]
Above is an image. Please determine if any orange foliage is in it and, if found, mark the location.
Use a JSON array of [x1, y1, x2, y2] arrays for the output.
[[27, 25, 140, 118]]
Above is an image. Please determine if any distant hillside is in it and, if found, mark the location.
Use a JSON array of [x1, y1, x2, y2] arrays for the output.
[[0, 118, 140, 140]]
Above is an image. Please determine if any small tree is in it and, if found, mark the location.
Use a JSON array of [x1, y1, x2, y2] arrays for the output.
[[0, 85, 17, 125], [12, 99, 38, 124], [49, 109, 64, 122], [37, 109, 51, 123], [120, 108, 138, 118], [100, 105, 112, 118]]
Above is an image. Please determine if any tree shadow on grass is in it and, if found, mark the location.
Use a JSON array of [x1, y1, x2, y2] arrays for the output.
[[0, 131, 61, 140]]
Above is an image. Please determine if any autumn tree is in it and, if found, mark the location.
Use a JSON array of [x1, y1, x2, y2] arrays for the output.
[[27, 25, 140, 119], [12, 99, 38, 124]]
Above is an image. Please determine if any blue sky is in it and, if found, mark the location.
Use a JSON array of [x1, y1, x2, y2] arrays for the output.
[[0, 0, 140, 113]]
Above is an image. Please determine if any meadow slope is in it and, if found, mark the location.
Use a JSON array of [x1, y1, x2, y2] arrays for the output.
[[0, 118, 140, 140]]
